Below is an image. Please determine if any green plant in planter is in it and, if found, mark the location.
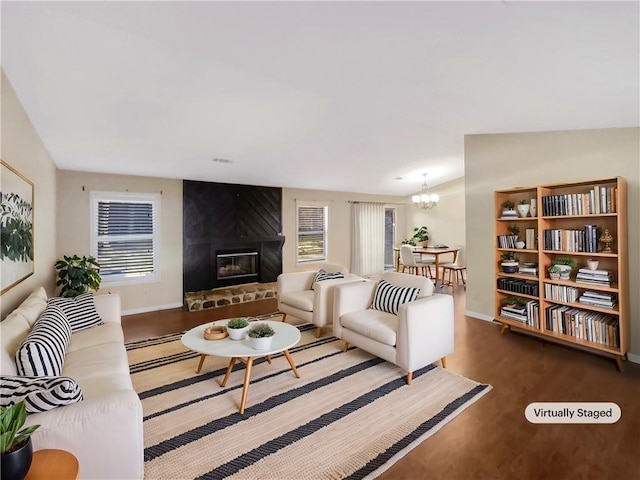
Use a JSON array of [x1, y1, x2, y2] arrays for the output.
[[548, 265, 561, 274], [0, 401, 40, 454], [507, 224, 520, 236], [227, 318, 249, 329], [553, 257, 577, 269], [411, 226, 429, 243], [518, 199, 530, 205], [55, 254, 101, 298], [247, 323, 275, 338], [500, 252, 519, 262], [401, 238, 416, 246], [503, 296, 527, 307], [501, 200, 515, 210]]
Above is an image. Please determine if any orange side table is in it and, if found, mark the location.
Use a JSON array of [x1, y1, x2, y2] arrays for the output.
[[25, 449, 79, 480]]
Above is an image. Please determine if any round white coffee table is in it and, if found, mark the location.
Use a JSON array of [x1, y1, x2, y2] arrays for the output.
[[181, 320, 301, 414]]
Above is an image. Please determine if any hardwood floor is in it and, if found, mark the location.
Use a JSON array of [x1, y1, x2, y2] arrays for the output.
[[122, 287, 640, 480]]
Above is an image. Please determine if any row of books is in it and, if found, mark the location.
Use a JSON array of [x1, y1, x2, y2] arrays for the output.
[[497, 234, 519, 249], [500, 300, 539, 328], [497, 278, 539, 296], [575, 268, 613, 287], [578, 290, 617, 309], [544, 284, 579, 303], [542, 225, 599, 253], [541, 186, 617, 216], [544, 305, 619, 347]]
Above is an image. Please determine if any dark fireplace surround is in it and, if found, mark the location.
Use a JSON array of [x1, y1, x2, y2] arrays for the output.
[[183, 180, 284, 293]]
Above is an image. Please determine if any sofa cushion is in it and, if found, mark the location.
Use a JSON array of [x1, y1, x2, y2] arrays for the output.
[[371, 279, 420, 315], [340, 309, 397, 346], [1, 375, 83, 413], [313, 269, 345, 289], [16, 305, 71, 377], [67, 323, 124, 354], [48, 293, 103, 333], [278, 290, 314, 312]]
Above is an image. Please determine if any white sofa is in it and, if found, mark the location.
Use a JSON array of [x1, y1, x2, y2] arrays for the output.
[[0, 287, 144, 479], [277, 263, 364, 337], [333, 271, 454, 384]]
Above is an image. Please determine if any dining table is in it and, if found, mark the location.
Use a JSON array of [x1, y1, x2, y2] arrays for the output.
[[394, 245, 462, 287]]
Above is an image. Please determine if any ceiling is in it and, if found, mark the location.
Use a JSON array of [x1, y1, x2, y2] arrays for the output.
[[2, 1, 638, 196]]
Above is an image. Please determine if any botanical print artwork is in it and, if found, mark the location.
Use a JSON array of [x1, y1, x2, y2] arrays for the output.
[[1, 160, 34, 293]]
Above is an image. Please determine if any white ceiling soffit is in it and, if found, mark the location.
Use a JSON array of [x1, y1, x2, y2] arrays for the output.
[[2, 1, 638, 196]]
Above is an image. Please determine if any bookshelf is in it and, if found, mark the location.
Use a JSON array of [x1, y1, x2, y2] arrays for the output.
[[494, 177, 628, 370]]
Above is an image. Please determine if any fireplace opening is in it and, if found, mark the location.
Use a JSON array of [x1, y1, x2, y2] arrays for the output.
[[216, 250, 259, 282]]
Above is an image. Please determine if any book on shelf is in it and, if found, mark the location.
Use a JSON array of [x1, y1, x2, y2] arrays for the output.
[[578, 290, 617, 308], [525, 228, 536, 250], [575, 270, 612, 286]]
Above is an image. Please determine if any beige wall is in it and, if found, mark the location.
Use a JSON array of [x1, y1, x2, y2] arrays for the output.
[[281, 188, 407, 274], [405, 176, 466, 265], [56, 171, 183, 314], [0, 71, 59, 317], [464, 127, 640, 357]]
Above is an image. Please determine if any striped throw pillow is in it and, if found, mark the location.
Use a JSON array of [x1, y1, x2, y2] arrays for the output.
[[48, 292, 103, 333], [1, 375, 83, 413], [371, 279, 420, 315], [16, 305, 71, 377], [313, 269, 345, 289]]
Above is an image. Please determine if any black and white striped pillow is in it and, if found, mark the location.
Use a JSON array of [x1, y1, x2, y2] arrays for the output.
[[371, 279, 420, 315], [48, 292, 103, 333], [313, 269, 345, 289], [1, 375, 83, 413], [16, 305, 71, 377]]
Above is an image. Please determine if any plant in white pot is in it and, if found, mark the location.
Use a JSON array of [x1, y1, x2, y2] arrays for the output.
[[553, 257, 577, 280], [500, 252, 519, 274], [500, 200, 516, 218], [517, 199, 530, 218], [247, 323, 276, 350], [1, 401, 40, 480], [226, 318, 250, 340], [411, 226, 430, 247], [548, 265, 561, 280]]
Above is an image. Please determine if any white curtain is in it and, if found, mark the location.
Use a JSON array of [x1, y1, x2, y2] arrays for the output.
[[351, 202, 385, 277]]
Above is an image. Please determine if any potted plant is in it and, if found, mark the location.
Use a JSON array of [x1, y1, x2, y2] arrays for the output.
[[553, 257, 577, 280], [548, 265, 561, 280], [226, 317, 250, 340], [54, 254, 101, 298], [517, 199, 530, 218], [500, 200, 516, 218], [500, 252, 519, 274], [1, 401, 40, 480], [247, 323, 276, 350], [411, 226, 429, 247], [503, 296, 527, 308]]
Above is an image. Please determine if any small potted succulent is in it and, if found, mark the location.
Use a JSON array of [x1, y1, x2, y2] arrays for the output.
[[500, 200, 516, 217], [226, 317, 250, 340], [247, 323, 276, 350], [1, 401, 40, 480], [500, 252, 519, 274], [553, 257, 577, 280], [548, 265, 561, 280], [517, 199, 530, 218]]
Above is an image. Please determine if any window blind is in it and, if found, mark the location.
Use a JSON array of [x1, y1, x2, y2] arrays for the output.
[[297, 205, 327, 263]]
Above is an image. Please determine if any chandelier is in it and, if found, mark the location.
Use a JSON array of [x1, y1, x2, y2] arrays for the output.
[[412, 173, 439, 209]]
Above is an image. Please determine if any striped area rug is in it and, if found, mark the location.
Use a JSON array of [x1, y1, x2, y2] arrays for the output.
[[127, 322, 491, 480]]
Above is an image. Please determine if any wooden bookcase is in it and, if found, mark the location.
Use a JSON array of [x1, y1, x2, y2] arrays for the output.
[[494, 177, 629, 370]]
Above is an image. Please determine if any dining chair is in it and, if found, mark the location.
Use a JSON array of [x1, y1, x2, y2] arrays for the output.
[[399, 245, 434, 278]]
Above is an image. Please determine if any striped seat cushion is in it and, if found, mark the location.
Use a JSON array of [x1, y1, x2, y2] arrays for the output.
[[48, 292, 103, 333], [371, 279, 420, 315], [1, 375, 83, 413], [16, 305, 71, 377]]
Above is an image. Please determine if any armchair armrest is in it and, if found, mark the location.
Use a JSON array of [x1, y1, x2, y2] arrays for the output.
[[312, 276, 366, 328], [396, 293, 454, 371], [277, 271, 317, 296]]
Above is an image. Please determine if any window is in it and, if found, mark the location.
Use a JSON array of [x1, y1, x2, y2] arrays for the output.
[[296, 203, 327, 263], [90, 192, 160, 284]]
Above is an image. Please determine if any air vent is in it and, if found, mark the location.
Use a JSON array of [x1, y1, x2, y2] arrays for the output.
[[212, 158, 234, 164]]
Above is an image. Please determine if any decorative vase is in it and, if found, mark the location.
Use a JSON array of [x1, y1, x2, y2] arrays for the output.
[[501, 262, 518, 274], [227, 326, 250, 341], [517, 204, 530, 218], [515, 241, 525, 249], [530, 199, 537, 217], [249, 336, 274, 350], [587, 259, 599, 271], [1, 438, 33, 480]]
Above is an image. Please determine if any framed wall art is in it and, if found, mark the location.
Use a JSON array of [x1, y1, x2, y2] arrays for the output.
[[1, 160, 34, 294]]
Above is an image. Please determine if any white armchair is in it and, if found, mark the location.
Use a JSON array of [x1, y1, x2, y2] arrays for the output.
[[277, 263, 363, 337], [333, 271, 454, 384]]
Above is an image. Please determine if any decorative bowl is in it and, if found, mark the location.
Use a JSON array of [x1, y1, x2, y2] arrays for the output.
[[203, 325, 228, 340]]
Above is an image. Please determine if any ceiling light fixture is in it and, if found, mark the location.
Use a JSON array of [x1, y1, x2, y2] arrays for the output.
[[412, 173, 439, 209]]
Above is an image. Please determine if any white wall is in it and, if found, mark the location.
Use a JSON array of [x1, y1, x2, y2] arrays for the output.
[[464, 127, 640, 357], [0, 71, 58, 317], [56, 171, 183, 314]]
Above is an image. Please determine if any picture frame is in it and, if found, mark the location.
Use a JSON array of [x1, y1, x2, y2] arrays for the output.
[[1, 160, 34, 294]]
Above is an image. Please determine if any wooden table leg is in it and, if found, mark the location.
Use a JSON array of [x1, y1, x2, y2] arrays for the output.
[[239, 357, 254, 414], [221, 357, 237, 387], [282, 349, 300, 378], [196, 354, 207, 373]]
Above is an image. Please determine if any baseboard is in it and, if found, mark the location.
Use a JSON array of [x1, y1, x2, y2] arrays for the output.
[[465, 310, 495, 322], [122, 302, 183, 316], [627, 352, 640, 364]]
